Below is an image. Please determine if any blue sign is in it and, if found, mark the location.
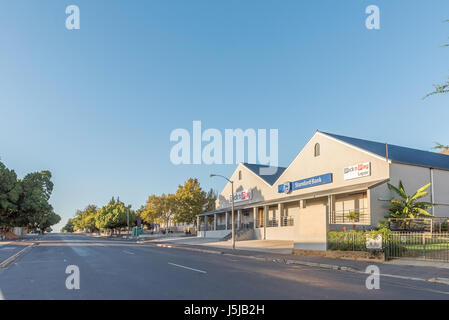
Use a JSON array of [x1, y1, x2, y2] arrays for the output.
[[278, 173, 333, 193]]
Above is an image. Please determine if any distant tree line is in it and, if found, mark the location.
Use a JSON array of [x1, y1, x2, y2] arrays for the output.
[[0, 160, 61, 234], [62, 178, 216, 234]]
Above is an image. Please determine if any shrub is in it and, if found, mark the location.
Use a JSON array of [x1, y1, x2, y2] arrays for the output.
[[327, 230, 367, 251]]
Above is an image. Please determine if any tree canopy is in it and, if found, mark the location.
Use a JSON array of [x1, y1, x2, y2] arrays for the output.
[[140, 178, 216, 227], [72, 204, 99, 232], [95, 197, 136, 234], [61, 218, 74, 233], [174, 178, 207, 224], [0, 161, 60, 233], [64, 177, 216, 234], [141, 193, 177, 227]]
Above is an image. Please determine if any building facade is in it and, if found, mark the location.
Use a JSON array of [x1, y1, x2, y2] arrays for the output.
[[197, 131, 449, 251]]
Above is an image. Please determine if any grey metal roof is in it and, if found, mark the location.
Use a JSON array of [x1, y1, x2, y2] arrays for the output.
[[242, 163, 287, 185], [322, 131, 449, 171]]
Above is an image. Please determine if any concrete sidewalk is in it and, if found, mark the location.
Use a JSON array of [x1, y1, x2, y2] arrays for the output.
[[147, 237, 449, 285], [148, 237, 294, 254]]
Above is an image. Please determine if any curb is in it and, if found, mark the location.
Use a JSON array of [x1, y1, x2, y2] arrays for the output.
[[148, 242, 449, 286], [0, 243, 36, 269]]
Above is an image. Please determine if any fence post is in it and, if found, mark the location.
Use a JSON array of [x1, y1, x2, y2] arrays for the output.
[[352, 232, 355, 251], [422, 233, 426, 260]]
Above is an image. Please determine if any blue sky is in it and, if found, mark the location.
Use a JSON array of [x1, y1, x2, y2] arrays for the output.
[[0, 1, 448, 231]]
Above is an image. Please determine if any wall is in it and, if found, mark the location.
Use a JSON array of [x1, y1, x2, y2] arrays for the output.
[[373, 163, 449, 220], [197, 230, 230, 238], [433, 169, 449, 217], [294, 198, 328, 251], [215, 163, 274, 210], [369, 182, 391, 225], [215, 131, 390, 213], [271, 132, 390, 202]]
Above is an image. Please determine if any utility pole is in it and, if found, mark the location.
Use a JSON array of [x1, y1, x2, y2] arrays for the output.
[[210, 174, 235, 249]]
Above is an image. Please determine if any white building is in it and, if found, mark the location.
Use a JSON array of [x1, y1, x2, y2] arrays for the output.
[[197, 131, 449, 251]]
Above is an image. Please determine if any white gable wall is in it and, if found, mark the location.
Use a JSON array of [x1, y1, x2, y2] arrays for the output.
[[270, 132, 390, 200], [215, 163, 276, 210], [433, 169, 449, 217]]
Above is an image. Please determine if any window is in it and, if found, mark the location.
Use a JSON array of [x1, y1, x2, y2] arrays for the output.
[[238, 170, 242, 180], [314, 143, 320, 157], [330, 192, 370, 225]]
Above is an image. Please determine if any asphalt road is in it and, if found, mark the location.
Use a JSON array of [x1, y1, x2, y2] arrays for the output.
[[1, 233, 449, 300]]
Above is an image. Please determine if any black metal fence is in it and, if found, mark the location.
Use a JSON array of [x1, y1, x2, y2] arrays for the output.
[[388, 218, 449, 233], [384, 232, 449, 262], [327, 230, 449, 262]]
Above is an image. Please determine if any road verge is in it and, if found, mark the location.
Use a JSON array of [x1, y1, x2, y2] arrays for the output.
[[0, 243, 36, 269], [149, 242, 449, 286]]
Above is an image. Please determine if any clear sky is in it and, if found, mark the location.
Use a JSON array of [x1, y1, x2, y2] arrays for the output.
[[0, 1, 448, 231]]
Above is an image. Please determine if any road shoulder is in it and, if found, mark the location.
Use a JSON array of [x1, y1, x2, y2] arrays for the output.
[[146, 240, 449, 286]]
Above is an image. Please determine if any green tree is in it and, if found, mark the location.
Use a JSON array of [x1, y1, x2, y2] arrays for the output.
[[141, 194, 177, 229], [204, 188, 217, 212], [141, 195, 160, 225], [0, 161, 21, 229], [38, 211, 61, 233], [72, 205, 98, 232], [387, 181, 433, 219], [174, 178, 207, 224], [433, 142, 449, 152], [16, 170, 58, 233], [95, 198, 135, 235], [0, 162, 60, 233], [62, 218, 74, 233]]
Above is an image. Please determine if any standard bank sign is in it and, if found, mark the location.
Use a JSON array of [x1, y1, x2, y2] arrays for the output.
[[278, 173, 333, 194]]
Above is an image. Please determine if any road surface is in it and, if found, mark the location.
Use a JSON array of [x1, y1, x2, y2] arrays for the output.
[[1, 233, 448, 299]]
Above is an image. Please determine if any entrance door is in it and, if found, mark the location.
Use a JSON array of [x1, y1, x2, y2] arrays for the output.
[[258, 208, 264, 227]]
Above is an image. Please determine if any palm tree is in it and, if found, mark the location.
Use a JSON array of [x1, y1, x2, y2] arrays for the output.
[[387, 181, 433, 219], [433, 142, 449, 151], [347, 211, 359, 230]]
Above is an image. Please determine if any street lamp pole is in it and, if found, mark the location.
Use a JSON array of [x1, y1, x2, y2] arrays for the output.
[[210, 174, 235, 250]]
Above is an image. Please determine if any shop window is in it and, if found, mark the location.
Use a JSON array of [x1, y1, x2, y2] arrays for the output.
[[314, 143, 320, 157]]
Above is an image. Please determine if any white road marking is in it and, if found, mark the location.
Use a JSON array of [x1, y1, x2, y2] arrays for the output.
[[0, 289, 4, 300], [122, 250, 135, 255], [168, 262, 207, 274]]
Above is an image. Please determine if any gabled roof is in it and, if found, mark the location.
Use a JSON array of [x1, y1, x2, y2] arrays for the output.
[[321, 131, 449, 171], [242, 163, 287, 186]]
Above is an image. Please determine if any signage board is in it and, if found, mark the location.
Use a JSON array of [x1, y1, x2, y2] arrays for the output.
[[366, 235, 382, 249], [278, 173, 333, 194], [344, 162, 371, 180], [230, 190, 253, 203]]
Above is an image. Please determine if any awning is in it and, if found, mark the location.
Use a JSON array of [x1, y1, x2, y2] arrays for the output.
[[199, 178, 388, 216]]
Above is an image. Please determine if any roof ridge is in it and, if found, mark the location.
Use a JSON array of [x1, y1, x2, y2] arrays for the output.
[[322, 131, 449, 157], [321, 131, 449, 171]]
